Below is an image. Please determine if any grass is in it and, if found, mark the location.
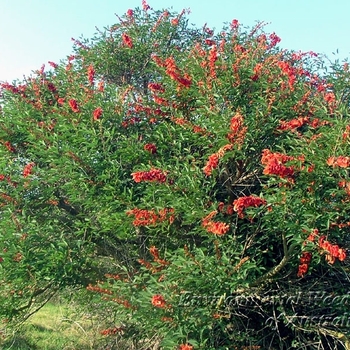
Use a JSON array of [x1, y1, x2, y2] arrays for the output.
[[0, 301, 105, 350]]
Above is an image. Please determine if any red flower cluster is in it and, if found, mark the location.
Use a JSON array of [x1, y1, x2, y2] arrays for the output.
[[86, 284, 113, 295], [87, 64, 95, 84], [148, 82, 165, 93], [202, 210, 230, 235], [278, 117, 309, 131], [203, 144, 232, 176], [227, 111, 247, 145], [122, 33, 133, 48], [48, 61, 58, 69], [217, 202, 234, 215], [97, 81, 105, 92], [151, 294, 166, 308], [93, 107, 103, 120], [338, 180, 350, 196], [261, 149, 297, 178], [23, 163, 35, 178], [318, 236, 346, 264], [126, 9, 134, 17], [208, 44, 218, 78], [131, 168, 167, 183], [179, 344, 194, 350], [68, 99, 80, 113], [164, 57, 192, 88], [277, 60, 297, 90], [326, 156, 350, 168], [233, 195, 267, 218], [230, 19, 239, 30], [342, 124, 350, 140], [4, 141, 15, 153], [100, 327, 124, 336], [149, 245, 169, 265], [144, 143, 157, 154], [126, 208, 174, 226], [297, 251, 312, 277], [142, 0, 150, 11]]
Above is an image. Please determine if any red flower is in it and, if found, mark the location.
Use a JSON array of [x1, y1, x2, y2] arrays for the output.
[[126, 9, 134, 17], [57, 97, 65, 105], [68, 99, 80, 113], [142, 0, 150, 11], [203, 144, 232, 176], [179, 344, 194, 350], [149, 246, 160, 260], [131, 168, 167, 183], [203, 153, 219, 176], [297, 252, 312, 277], [327, 156, 350, 168], [261, 149, 296, 178], [144, 143, 157, 154], [203, 221, 230, 235], [148, 83, 165, 93], [122, 33, 133, 49], [87, 64, 95, 85], [23, 163, 35, 178], [4, 141, 15, 153], [164, 57, 192, 88], [48, 61, 58, 69], [233, 195, 266, 218], [126, 208, 174, 227], [97, 81, 105, 92], [227, 112, 247, 145], [231, 19, 239, 30], [151, 294, 166, 308], [93, 107, 103, 120]]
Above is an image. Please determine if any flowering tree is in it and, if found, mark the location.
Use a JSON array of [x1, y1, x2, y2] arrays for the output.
[[1, 2, 350, 349]]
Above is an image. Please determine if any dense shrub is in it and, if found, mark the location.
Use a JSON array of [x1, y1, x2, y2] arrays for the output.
[[1, 2, 349, 349]]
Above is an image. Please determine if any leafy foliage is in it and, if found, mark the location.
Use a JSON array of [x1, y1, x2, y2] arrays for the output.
[[1, 2, 349, 349]]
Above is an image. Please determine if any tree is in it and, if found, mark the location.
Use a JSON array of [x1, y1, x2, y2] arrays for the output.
[[1, 2, 349, 349]]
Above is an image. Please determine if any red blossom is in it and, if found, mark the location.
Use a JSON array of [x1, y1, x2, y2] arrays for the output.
[[318, 235, 347, 263], [126, 9, 134, 17], [179, 344, 194, 350], [142, 0, 150, 11], [48, 61, 58, 69], [233, 195, 267, 218], [231, 19, 239, 30], [57, 97, 65, 105], [203, 144, 232, 176], [68, 99, 80, 113], [227, 111, 247, 145], [144, 143, 157, 154], [278, 117, 309, 131], [4, 141, 15, 153], [93, 107, 103, 120], [23, 163, 35, 178], [148, 82, 165, 93], [122, 33, 133, 48], [164, 57, 192, 88], [297, 252, 312, 277], [151, 294, 166, 308], [203, 220, 230, 235], [261, 149, 297, 178], [126, 208, 174, 227], [326, 156, 350, 168], [87, 64, 95, 84], [97, 81, 105, 92], [131, 168, 167, 183]]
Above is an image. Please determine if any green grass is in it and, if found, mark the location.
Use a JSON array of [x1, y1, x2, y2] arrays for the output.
[[0, 302, 105, 350]]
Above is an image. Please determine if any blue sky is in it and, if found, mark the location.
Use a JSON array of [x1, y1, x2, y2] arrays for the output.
[[1, 0, 349, 82]]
